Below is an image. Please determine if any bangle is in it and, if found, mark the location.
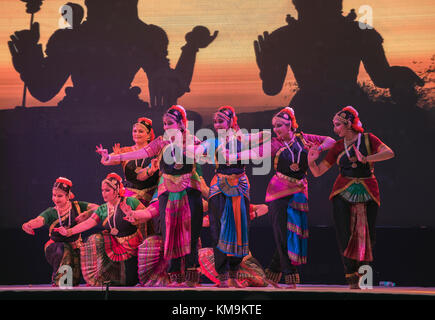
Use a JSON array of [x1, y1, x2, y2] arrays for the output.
[[317, 145, 323, 152]]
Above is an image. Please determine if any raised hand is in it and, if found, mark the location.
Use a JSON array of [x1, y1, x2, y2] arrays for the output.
[[96, 144, 110, 164], [185, 26, 219, 49], [112, 143, 121, 154], [254, 31, 277, 71], [8, 22, 41, 73]]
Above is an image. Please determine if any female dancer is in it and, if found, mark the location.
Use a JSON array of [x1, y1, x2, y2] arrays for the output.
[[97, 117, 159, 207], [22, 177, 98, 286], [56, 173, 146, 286], [308, 106, 394, 289], [264, 107, 335, 288], [97, 117, 159, 238], [187, 106, 267, 287], [97, 105, 205, 287]]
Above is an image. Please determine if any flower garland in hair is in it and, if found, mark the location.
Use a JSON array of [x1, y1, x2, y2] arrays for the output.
[[275, 106, 299, 130], [136, 117, 155, 141], [167, 105, 188, 129], [217, 105, 240, 131], [105, 172, 125, 197], [342, 106, 364, 133], [54, 177, 75, 199]]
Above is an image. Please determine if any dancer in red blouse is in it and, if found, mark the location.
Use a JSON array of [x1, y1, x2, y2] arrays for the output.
[[308, 106, 394, 289]]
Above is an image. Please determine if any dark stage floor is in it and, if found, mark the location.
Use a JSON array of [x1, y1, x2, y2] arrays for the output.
[[1, 284, 434, 300]]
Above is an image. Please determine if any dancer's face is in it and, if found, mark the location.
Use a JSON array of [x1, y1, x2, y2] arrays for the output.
[[163, 116, 182, 132], [132, 124, 149, 144], [213, 116, 230, 131], [52, 188, 69, 207], [333, 118, 349, 137], [272, 118, 292, 140], [101, 182, 118, 203]]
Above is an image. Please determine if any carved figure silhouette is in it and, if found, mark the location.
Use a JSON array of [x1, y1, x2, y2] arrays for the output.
[[254, 0, 424, 126], [8, 0, 218, 110]]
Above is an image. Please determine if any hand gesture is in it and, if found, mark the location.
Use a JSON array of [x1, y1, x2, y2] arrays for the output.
[[308, 145, 321, 163], [120, 199, 132, 216], [96, 144, 110, 164], [75, 211, 91, 223], [185, 26, 218, 49], [121, 202, 137, 225], [250, 204, 269, 219], [22, 222, 35, 236], [254, 31, 278, 72], [112, 143, 122, 154], [202, 215, 210, 228], [353, 145, 367, 163], [8, 22, 40, 73], [53, 226, 69, 236], [150, 158, 159, 174], [123, 211, 137, 224]]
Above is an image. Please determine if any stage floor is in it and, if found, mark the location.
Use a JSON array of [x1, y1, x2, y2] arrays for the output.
[[1, 284, 434, 300]]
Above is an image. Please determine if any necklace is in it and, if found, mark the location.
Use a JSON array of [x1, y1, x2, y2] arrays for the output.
[[133, 145, 146, 173], [107, 199, 120, 236], [283, 136, 302, 172], [344, 133, 361, 169], [56, 202, 72, 230], [170, 141, 184, 170]]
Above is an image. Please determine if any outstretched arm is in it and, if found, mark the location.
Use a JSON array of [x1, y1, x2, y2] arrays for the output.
[[55, 216, 98, 237], [308, 146, 332, 177], [97, 137, 165, 164], [175, 26, 218, 91], [302, 133, 336, 152], [22, 216, 45, 235]]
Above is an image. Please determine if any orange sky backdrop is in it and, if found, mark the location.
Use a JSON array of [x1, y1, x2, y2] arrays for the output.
[[0, 0, 434, 111]]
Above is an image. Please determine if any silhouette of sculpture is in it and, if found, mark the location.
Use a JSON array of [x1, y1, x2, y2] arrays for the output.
[[254, 0, 424, 126], [8, 0, 218, 110]]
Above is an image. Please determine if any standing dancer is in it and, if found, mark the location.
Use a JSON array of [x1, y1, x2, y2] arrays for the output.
[[187, 106, 266, 288], [22, 177, 98, 286], [97, 105, 205, 287], [263, 107, 335, 288], [56, 173, 145, 286], [308, 106, 394, 289]]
